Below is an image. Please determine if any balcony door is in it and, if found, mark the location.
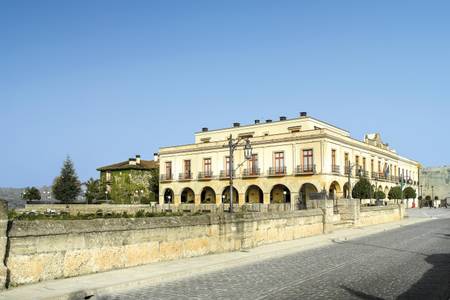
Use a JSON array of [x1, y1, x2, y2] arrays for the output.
[[274, 152, 284, 174]]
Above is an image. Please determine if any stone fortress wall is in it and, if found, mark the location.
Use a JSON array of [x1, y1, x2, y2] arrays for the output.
[[0, 200, 404, 288]]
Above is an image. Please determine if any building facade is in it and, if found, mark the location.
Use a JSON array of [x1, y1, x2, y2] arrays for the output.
[[420, 166, 450, 200], [158, 113, 420, 207], [97, 155, 158, 204]]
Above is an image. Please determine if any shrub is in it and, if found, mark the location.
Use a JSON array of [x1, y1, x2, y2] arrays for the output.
[[388, 186, 402, 200], [374, 190, 386, 200], [352, 178, 373, 200]]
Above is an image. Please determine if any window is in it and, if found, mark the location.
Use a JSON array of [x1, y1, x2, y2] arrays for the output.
[[378, 161, 381, 173], [248, 154, 258, 174], [363, 157, 366, 171], [165, 162, 172, 179], [331, 150, 336, 166], [106, 171, 111, 181], [371, 159, 374, 173], [274, 152, 285, 173], [203, 158, 212, 176], [184, 160, 191, 178], [225, 156, 231, 176], [303, 149, 314, 171], [355, 156, 360, 168], [344, 153, 349, 174]]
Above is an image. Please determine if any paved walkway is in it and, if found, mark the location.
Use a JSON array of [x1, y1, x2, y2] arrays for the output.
[[0, 209, 442, 300]]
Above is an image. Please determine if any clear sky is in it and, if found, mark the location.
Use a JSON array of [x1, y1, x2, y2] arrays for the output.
[[1, 1, 449, 187]]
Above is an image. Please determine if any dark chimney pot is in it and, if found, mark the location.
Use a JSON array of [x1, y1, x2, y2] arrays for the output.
[[233, 122, 240, 127], [280, 116, 287, 121], [300, 112, 307, 117], [254, 120, 260, 124], [202, 127, 208, 132], [266, 119, 272, 123]]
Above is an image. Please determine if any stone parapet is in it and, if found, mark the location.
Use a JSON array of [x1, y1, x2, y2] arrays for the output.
[[5, 210, 324, 287]]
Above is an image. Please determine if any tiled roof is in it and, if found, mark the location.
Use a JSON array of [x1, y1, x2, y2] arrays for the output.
[[97, 160, 158, 171]]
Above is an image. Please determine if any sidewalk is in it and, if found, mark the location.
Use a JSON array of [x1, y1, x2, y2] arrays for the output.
[[0, 215, 432, 300]]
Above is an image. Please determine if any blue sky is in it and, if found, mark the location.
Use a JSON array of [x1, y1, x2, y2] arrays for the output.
[[1, 1, 449, 187]]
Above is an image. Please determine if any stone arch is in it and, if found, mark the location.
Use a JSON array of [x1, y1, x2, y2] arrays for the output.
[[299, 183, 318, 206], [163, 188, 174, 204], [181, 187, 195, 203], [221, 186, 239, 203], [245, 185, 264, 203], [384, 186, 389, 195], [329, 181, 341, 200], [201, 186, 216, 204], [378, 185, 383, 191], [270, 184, 291, 203]]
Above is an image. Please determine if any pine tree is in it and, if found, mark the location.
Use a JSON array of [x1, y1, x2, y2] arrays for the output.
[[22, 187, 41, 201], [52, 157, 81, 203]]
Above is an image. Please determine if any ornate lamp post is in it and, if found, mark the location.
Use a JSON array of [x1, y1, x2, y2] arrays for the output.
[[228, 135, 252, 213]]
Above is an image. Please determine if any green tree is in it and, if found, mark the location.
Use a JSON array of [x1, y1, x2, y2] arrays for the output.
[[84, 178, 99, 204], [403, 187, 416, 200], [52, 157, 81, 203], [351, 178, 373, 200], [374, 190, 386, 200], [22, 187, 41, 201], [388, 186, 402, 200], [148, 167, 159, 202]]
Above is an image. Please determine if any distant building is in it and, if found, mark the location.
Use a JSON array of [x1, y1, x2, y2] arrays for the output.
[[158, 113, 420, 207], [97, 155, 159, 204], [420, 166, 450, 200]]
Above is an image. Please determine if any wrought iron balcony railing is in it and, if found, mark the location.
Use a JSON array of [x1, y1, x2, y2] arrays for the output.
[[219, 170, 235, 179], [295, 165, 316, 175], [242, 168, 260, 178], [268, 166, 287, 176], [178, 172, 192, 181], [331, 165, 340, 174], [198, 171, 213, 180], [160, 174, 173, 182]]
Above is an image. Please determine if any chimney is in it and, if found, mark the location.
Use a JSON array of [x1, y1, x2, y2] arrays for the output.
[[300, 112, 307, 117], [202, 127, 208, 132], [233, 122, 240, 127], [153, 152, 159, 162], [266, 119, 272, 123], [279, 116, 287, 121], [135, 155, 141, 165], [254, 119, 260, 124], [129, 158, 136, 166]]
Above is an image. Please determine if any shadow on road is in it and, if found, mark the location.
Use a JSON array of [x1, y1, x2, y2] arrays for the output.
[[397, 253, 450, 300], [340, 253, 450, 300]]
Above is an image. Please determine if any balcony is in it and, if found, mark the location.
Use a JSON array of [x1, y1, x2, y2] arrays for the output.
[[242, 168, 260, 178], [331, 165, 340, 174], [344, 166, 351, 175], [371, 172, 378, 179], [219, 170, 235, 179], [198, 171, 213, 180], [160, 174, 173, 182], [178, 172, 192, 181], [357, 170, 369, 178], [295, 165, 316, 175], [268, 166, 287, 177]]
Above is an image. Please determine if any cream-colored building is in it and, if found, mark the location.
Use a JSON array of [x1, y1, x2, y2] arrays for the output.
[[158, 113, 420, 208]]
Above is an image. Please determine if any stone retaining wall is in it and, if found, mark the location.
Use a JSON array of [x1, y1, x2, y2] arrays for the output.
[[359, 205, 403, 226], [5, 209, 324, 287]]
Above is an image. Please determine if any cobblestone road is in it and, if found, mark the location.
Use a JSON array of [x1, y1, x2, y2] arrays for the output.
[[99, 209, 450, 300]]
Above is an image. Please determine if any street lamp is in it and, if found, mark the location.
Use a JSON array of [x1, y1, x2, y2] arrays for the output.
[[222, 194, 226, 203], [167, 195, 172, 204], [283, 190, 287, 203], [227, 135, 252, 213]]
